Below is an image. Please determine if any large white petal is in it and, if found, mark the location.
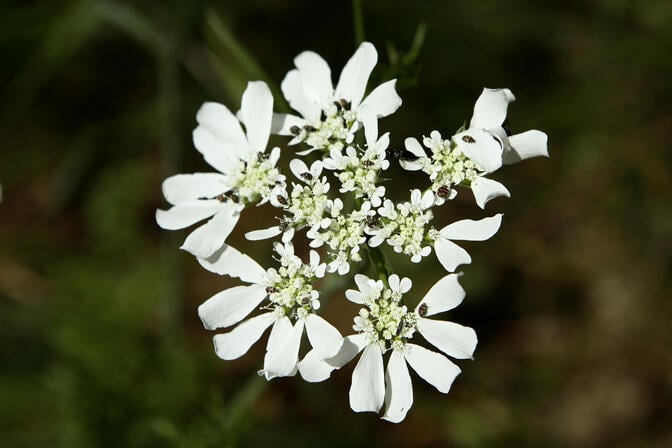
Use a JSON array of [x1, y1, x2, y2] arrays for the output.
[[155, 200, 221, 230], [504, 129, 549, 164], [270, 113, 306, 136], [382, 350, 413, 423], [335, 42, 377, 107], [281, 69, 321, 121], [180, 205, 240, 258], [434, 238, 471, 272], [404, 343, 461, 393], [454, 128, 503, 173], [161, 173, 228, 205], [197, 244, 266, 284], [198, 284, 267, 330], [470, 88, 515, 129], [359, 79, 402, 118], [471, 177, 510, 209], [240, 81, 273, 154], [263, 318, 305, 379], [349, 343, 385, 413], [295, 50, 333, 105], [326, 333, 368, 368], [297, 348, 338, 383], [438, 214, 503, 241], [305, 314, 343, 358], [260, 317, 291, 378], [417, 318, 478, 359], [192, 126, 242, 173], [418, 273, 465, 316], [195, 102, 248, 150], [212, 312, 275, 360]]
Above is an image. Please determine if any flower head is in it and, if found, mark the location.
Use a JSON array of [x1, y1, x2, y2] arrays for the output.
[[273, 42, 402, 153], [156, 81, 285, 258]]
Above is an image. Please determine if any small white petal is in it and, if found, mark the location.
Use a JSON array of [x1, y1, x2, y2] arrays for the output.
[[212, 312, 275, 360], [504, 129, 549, 164], [155, 200, 221, 230], [388, 274, 400, 292], [180, 205, 240, 258], [289, 158, 310, 181], [470, 88, 515, 130], [359, 79, 402, 118], [240, 81, 273, 154], [197, 243, 266, 284], [399, 277, 412, 294], [281, 69, 321, 121], [438, 214, 503, 241], [404, 137, 426, 158], [161, 173, 228, 205], [345, 289, 365, 304], [471, 177, 510, 209], [263, 318, 305, 379], [434, 237, 471, 272], [349, 343, 385, 413], [294, 50, 333, 105], [417, 274, 465, 316], [404, 343, 461, 393], [245, 226, 282, 241], [198, 284, 267, 330], [382, 350, 413, 423], [305, 314, 344, 358], [271, 113, 305, 136], [417, 318, 478, 359], [335, 42, 378, 107]]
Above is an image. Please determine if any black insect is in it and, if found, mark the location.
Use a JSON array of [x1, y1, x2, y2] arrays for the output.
[[217, 191, 239, 203], [417, 303, 428, 317], [365, 214, 379, 227], [265, 286, 278, 294], [395, 318, 406, 337], [386, 147, 421, 160], [462, 135, 476, 143], [362, 159, 374, 167], [437, 185, 451, 198], [300, 172, 313, 181], [335, 98, 351, 110], [276, 195, 288, 206], [303, 125, 316, 133], [320, 110, 327, 122], [289, 125, 301, 136]]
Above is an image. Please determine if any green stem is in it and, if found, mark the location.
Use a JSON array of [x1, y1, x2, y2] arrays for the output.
[[367, 245, 392, 283], [352, 0, 365, 45]]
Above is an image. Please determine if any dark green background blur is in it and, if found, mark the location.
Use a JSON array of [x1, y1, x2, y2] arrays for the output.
[[2, 1, 671, 447]]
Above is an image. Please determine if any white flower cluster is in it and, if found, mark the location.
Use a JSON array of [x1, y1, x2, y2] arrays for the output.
[[156, 42, 548, 422]]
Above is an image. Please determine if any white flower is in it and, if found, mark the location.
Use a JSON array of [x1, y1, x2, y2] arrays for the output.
[[402, 130, 510, 209], [156, 81, 285, 258], [197, 242, 342, 380], [245, 159, 331, 243], [429, 214, 503, 272], [299, 273, 476, 423], [454, 88, 549, 169], [308, 201, 373, 275], [368, 189, 434, 262], [323, 112, 390, 206], [272, 42, 402, 153]]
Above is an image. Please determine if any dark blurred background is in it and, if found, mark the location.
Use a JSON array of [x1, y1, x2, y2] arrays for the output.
[[1, 1, 671, 447]]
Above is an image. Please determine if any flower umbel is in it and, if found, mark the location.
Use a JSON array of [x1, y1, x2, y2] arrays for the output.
[[156, 41, 548, 423]]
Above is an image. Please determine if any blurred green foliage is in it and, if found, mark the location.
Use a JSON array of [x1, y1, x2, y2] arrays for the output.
[[1, 0, 671, 447]]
